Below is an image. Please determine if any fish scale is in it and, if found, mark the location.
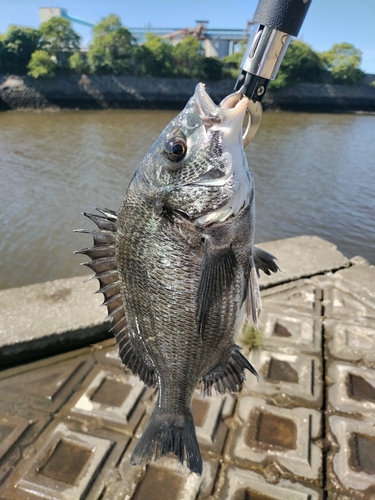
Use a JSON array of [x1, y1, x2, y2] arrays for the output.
[[77, 83, 279, 474]]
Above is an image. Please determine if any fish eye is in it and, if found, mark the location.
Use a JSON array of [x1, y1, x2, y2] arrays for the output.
[[164, 137, 187, 162]]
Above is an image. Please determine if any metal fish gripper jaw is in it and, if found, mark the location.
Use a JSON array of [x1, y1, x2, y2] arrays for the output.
[[234, 0, 313, 147]]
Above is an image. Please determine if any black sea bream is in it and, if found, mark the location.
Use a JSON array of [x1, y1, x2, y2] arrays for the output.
[[77, 83, 278, 475]]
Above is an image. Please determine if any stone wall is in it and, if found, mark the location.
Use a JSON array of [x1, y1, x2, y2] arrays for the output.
[[1, 74, 375, 112]]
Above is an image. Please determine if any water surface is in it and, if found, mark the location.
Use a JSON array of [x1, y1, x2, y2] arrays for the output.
[[1, 109, 374, 290]]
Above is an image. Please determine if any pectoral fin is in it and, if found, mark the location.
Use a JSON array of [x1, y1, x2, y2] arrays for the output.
[[196, 235, 237, 339], [253, 247, 279, 277]]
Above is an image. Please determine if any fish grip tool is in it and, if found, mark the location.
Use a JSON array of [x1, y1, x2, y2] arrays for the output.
[[237, 0, 313, 147]]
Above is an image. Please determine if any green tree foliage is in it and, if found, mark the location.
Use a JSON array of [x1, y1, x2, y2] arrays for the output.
[[173, 36, 205, 78], [87, 14, 135, 75], [321, 42, 364, 85], [0, 25, 40, 74], [271, 40, 323, 89], [138, 34, 175, 77], [200, 56, 223, 80], [39, 17, 80, 67], [68, 52, 87, 74], [27, 49, 57, 78]]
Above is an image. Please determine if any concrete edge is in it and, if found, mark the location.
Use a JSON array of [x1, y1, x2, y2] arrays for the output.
[[0, 323, 111, 368]]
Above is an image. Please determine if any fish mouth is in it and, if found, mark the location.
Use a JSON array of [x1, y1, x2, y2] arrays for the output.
[[194, 83, 249, 133]]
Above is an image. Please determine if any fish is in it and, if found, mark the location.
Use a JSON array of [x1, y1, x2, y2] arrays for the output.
[[76, 83, 278, 475]]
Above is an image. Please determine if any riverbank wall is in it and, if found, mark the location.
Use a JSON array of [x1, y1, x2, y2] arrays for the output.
[[1, 74, 375, 112]]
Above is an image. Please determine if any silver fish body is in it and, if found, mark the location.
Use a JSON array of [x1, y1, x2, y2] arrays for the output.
[[77, 84, 278, 474]]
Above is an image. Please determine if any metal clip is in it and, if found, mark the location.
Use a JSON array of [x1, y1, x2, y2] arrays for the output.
[[243, 100, 263, 148]]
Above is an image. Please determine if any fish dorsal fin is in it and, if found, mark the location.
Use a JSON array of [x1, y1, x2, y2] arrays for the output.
[[201, 344, 259, 397], [197, 235, 237, 340], [75, 209, 157, 388]]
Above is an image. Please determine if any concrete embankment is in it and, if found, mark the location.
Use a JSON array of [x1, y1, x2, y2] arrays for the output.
[[1, 74, 375, 112]]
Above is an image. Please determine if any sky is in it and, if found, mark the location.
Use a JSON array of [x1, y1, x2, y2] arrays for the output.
[[1, 0, 374, 74]]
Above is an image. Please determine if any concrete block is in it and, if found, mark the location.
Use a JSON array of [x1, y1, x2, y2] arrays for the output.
[[62, 364, 149, 433], [328, 361, 375, 416], [323, 281, 375, 323], [0, 421, 115, 500], [261, 279, 322, 317], [93, 338, 122, 367], [333, 263, 375, 299], [259, 309, 322, 354], [216, 465, 322, 499], [0, 277, 110, 366], [131, 455, 218, 500], [256, 236, 349, 289], [246, 349, 322, 407], [0, 351, 94, 413], [105, 438, 218, 500], [325, 319, 375, 365], [193, 389, 235, 454], [227, 396, 322, 480], [328, 415, 375, 494]]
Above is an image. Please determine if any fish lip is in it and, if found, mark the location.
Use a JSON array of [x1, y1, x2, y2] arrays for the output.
[[194, 83, 219, 120], [194, 83, 248, 123]]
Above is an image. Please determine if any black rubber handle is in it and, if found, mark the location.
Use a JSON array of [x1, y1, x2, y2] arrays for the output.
[[253, 0, 312, 37]]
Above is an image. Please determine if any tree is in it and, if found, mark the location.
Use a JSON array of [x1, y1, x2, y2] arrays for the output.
[[27, 49, 57, 78], [68, 52, 87, 73], [270, 40, 323, 89], [200, 57, 223, 80], [222, 46, 245, 78], [173, 36, 205, 78], [39, 17, 80, 68], [0, 25, 40, 74], [321, 42, 364, 85], [87, 14, 135, 75], [138, 34, 175, 77]]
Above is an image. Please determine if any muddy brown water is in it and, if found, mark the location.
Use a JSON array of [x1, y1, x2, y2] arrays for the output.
[[1, 109, 374, 290]]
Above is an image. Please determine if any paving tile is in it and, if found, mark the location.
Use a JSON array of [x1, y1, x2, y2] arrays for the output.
[[92, 338, 122, 367], [322, 280, 375, 323], [0, 420, 118, 499], [103, 438, 219, 500], [259, 309, 322, 354], [328, 415, 375, 496], [328, 361, 375, 416], [226, 396, 322, 481], [245, 350, 322, 408], [261, 279, 322, 317], [216, 465, 323, 499], [0, 351, 95, 413], [333, 263, 375, 299], [61, 364, 151, 434], [324, 319, 375, 366]]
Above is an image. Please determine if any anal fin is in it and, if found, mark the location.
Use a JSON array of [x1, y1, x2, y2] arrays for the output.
[[201, 345, 259, 397]]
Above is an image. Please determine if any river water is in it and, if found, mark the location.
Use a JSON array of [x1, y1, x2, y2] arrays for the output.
[[1, 109, 374, 290]]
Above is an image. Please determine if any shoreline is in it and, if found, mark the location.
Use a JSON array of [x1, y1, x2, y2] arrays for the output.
[[1, 75, 375, 113]]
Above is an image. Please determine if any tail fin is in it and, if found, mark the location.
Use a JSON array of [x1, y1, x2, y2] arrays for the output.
[[131, 407, 202, 475]]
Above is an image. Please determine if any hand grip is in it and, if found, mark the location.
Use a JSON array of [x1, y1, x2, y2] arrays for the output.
[[253, 0, 312, 37]]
